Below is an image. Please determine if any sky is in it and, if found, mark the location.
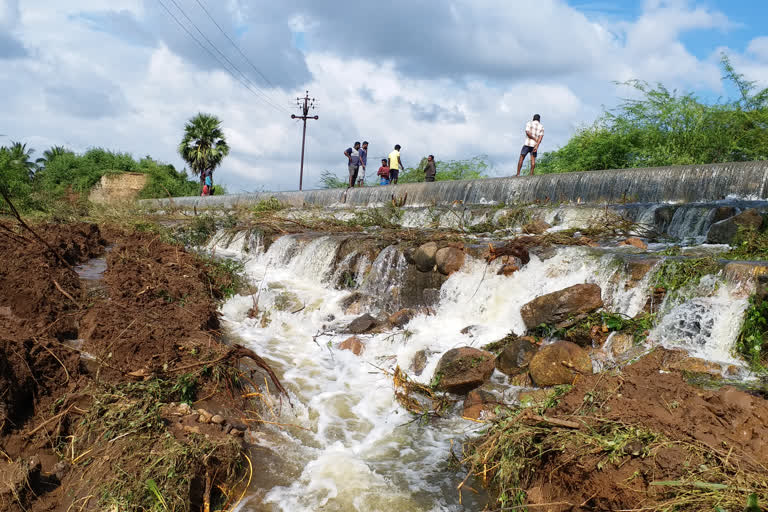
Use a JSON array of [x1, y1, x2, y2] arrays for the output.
[[2, 0, 768, 192]]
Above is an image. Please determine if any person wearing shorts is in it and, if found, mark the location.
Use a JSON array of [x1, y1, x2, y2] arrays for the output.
[[357, 141, 368, 186], [344, 141, 362, 188], [377, 159, 390, 185], [516, 114, 544, 176], [388, 144, 403, 184]]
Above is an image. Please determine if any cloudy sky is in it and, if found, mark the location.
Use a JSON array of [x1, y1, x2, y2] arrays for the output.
[[3, 0, 768, 192]]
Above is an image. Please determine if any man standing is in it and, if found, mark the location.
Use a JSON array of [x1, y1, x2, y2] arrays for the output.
[[516, 114, 544, 176], [357, 141, 368, 186], [388, 144, 403, 184], [423, 154, 436, 182], [344, 141, 362, 188]]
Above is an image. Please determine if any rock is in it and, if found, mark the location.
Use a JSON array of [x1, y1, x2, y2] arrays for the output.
[[517, 388, 552, 407], [606, 333, 635, 360], [460, 325, 480, 337], [211, 414, 225, 425], [654, 206, 677, 231], [176, 402, 192, 415], [410, 349, 429, 375], [403, 246, 417, 264], [664, 354, 730, 377], [274, 291, 303, 312], [712, 206, 737, 224], [423, 288, 442, 307], [509, 372, 533, 387], [433, 347, 495, 394], [230, 428, 244, 437], [520, 284, 603, 329], [435, 247, 465, 275], [724, 262, 768, 283], [529, 341, 592, 387], [388, 309, 416, 328], [706, 208, 763, 244], [495, 337, 539, 376], [522, 219, 551, 235], [462, 388, 499, 420], [414, 242, 439, 272], [620, 237, 648, 250], [625, 259, 659, 288], [338, 336, 364, 356], [347, 313, 377, 334], [183, 425, 202, 434], [497, 262, 521, 276], [197, 409, 213, 424]]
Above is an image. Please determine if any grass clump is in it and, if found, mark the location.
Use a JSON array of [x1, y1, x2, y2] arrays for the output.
[[251, 196, 284, 215], [67, 380, 244, 512], [724, 226, 768, 261], [735, 295, 768, 372], [200, 255, 246, 299], [651, 257, 720, 296]]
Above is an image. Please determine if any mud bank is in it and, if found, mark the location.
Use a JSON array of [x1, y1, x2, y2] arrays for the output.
[[0, 222, 280, 512]]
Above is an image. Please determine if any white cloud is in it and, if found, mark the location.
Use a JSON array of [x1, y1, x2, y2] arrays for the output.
[[2, 0, 768, 193]]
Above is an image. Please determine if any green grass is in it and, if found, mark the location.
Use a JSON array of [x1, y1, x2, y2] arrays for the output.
[[734, 295, 768, 372]]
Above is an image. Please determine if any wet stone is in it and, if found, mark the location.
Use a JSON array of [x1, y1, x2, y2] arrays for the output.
[[347, 314, 377, 334]]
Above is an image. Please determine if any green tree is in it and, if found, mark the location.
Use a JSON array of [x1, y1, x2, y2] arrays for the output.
[[398, 155, 489, 183], [178, 113, 230, 188], [536, 55, 768, 174], [8, 141, 36, 178], [35, 145, 73, 170]]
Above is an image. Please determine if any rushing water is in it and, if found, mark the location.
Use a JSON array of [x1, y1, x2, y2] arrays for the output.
[[207, 230, 750, 511]]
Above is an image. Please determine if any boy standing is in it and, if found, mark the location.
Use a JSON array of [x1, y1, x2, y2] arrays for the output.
[[388, 144, 403, 184], [344, 141, 362, 188], [357, 141, 368, 186], [377, 159, 390, 185]]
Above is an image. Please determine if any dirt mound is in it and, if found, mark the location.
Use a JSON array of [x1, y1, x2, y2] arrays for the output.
[[80, 232, 223, 375], [0, 221, 282, 512], [465, 348, 768, 511]]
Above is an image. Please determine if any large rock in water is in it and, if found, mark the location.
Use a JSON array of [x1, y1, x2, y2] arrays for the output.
[[522, 219, 551, 235], [495, 337, 539, 376], [433, 347, 495, 394], [347, 313, 377, 334], [435, 247, 465, 275], [414, 242, 439, 272], [706, 209, 763, 244], [520, 284, 603, 329], [529, 341, 592, 386]]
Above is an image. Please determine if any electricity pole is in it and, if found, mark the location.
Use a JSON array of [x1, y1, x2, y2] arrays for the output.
[[291, 91, 318, 190]]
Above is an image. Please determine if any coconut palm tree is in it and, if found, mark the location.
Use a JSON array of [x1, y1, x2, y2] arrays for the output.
[[8, 141, 36, 178], [35, 145, 72, 169], [177, 113, 230, 189]]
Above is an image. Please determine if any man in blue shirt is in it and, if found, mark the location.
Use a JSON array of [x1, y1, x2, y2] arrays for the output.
[[344, 141, 362, 188], [357, 141, 368, 186]]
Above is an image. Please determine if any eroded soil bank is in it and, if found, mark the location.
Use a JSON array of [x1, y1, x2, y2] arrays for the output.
[[0, 222, 281, 512]]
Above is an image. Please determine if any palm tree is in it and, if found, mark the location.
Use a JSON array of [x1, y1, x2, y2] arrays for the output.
[[177, 113, 230, 189], [35, 145, 72, 169], [8, 141, 36, 178]]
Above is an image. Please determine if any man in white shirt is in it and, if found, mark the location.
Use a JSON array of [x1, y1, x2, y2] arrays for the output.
[[516, 114, 544, 176]]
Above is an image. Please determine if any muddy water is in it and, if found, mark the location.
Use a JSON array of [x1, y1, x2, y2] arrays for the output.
[[213, 234, 749, 511]]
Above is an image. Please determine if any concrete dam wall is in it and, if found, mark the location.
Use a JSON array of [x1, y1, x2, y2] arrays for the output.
[[144, 161, 768, 209]]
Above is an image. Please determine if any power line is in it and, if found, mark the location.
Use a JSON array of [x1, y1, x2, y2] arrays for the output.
[[155, 0, 291, 115], [192, 0, 277, 90], [163, 0, 291, 115]]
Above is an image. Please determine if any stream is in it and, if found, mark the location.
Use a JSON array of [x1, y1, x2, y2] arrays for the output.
[[209, 232, 750, 511]]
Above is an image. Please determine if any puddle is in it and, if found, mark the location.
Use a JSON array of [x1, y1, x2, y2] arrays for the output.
[[74, 247, 111, 290]]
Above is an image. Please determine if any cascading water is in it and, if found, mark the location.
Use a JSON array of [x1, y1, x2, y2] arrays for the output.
[[204, 229, 753, 511]]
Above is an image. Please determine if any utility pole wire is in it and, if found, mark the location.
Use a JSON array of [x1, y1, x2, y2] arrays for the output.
[[155, 0, 290, 115], [164, 0, 291, 115], [291, 91, 318, 191], [192, 0, 276, 90]]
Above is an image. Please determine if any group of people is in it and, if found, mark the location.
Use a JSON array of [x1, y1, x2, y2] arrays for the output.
[[343, 142, 436, 188], [342, 113, 544, 188]]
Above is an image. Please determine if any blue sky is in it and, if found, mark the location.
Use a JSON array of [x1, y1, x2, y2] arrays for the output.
[[2, 0, 768, 192]]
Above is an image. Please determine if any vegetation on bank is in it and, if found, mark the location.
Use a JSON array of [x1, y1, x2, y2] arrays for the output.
[[319, 155, 490, 188], [536, 56, 768, 173]]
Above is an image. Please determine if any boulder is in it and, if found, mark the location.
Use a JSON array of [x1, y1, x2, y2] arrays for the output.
[[433, 347, 495, 394], [462, 388, 499, 420], [274, 291, 303, 312], [620, 237, 648, 250], [414, 242, 439, 272], [523, 219, 551, 235], [606, 332, 635, 360], [706, 208, 763, 244], [388, 308, 417, 328], [528, 341, 592, 387], [435, 247, 465, 275], [712, 206, 737, 224], [339, 336, 364, 355], [520, 284, 603, 329], [347, 313, 377, 334], [495, 337, 539, 376], [497, 262, 521, 276], [410, 349, 429, 376]]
